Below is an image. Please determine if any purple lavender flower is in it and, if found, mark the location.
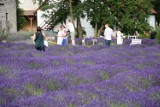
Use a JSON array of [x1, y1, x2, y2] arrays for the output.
[[0, 40, 160, 107]]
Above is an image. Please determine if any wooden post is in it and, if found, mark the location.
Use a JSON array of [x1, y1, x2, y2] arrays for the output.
[[28, 16, 34, 31]]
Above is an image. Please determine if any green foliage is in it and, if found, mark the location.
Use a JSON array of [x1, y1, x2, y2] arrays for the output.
[[156, 25, 160, 44], [28, 62, 43, 69], [36, 0, 153, 36], [36, 0, 84, 36], [16, 0, 27, 31], [100, 72, 109, 80], [52, 61, 60, 66], [83, 0, 111, 29], [83, 60, 96, 65], [83, 0, 153, 35], [47, 81, 60, 91], [0, 66, 7, 75], [25, 83, 43, 96], [17, 8, 27, 31], [68, 103, 75, 107], [139, 33, 150, 38], [39, 0, 69, 29], [107, 101, 140, 107], [73, 0, 85, 18], [0, 32, 9, 41]]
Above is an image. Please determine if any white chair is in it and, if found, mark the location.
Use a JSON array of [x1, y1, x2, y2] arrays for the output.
[[130, 39, 142, 45], [92, 39, 97, 46], [82, 38, 85, 46]]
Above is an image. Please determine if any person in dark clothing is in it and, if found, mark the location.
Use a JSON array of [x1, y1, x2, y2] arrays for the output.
[[150, 31, 157, 39], [32, 27, 45, 51], [100, 30, 104, 38]]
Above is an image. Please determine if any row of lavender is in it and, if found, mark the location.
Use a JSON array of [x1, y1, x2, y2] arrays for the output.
[[0, 39, 160, 107]]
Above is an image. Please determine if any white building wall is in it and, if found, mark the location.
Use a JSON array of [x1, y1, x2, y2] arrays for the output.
[[148, 15, 156, 30], [80, 17, 94, 38], [37, 10, 45, 27], [19, 0, 39, 10]]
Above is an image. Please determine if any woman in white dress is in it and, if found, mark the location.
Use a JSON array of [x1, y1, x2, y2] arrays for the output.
[[57, 25, 66, 45], [116, 30, 123, 45]]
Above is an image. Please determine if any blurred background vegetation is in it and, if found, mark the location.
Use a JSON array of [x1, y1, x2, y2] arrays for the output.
[[0, 0, 160, 45], [0, 31, 34, 42], [156, 26, 160, 44]]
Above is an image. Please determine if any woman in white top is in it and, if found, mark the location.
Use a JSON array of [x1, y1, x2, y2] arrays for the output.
[[57, 25, 66, 45], [116, 30, 123, 45]]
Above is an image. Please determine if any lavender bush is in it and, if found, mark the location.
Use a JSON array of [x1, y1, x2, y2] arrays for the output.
[[0, 31, 34, 43], [0, 39, 160, 107]]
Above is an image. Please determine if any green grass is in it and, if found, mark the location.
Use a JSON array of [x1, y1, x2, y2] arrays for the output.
[[47, 81, 60, 91], [25, 83, 43, 96], [28, 62, 43, 69], [83, 60, 96, 65], [100, 72, 110, 80], [52, 61, 60, 66], [0, 66, 7, 75]]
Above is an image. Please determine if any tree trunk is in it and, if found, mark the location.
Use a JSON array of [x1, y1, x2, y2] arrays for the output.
[[94, 23, 98, 38], [77, 17, 83, 38], [69, 0, 75, 28], [97, 26, 104, 38]]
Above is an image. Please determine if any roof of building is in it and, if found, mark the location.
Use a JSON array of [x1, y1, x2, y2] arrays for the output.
[[23, 10, 37, 16]]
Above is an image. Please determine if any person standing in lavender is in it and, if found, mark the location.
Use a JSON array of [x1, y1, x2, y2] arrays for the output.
[[62, 26, 68, 46], [116, 29, 123, 45], [57, 25, 66, 45], [104, 24, 113, 46], [32, 27, 46, 51], [66, 19, 76, 46]]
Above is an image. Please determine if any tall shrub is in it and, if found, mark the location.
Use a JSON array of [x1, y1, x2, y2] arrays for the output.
[[156, 25, 160, 44], [16, 0, 26, 31]]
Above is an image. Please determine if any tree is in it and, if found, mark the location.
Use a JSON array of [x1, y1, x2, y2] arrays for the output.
[[37, 0, 72, 28], [152, 0, 160, 25], [36, 0, 153, 37], [82, 0, 112, 37], [156, 25, 160, 44], [82, 0, 153, 36], [71, 0, 85, 38], [36, 0, 84, 37], [16, 0, 26, 31], [40, 0, 69, 28]]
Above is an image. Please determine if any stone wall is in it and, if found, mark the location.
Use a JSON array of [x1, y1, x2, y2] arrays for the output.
[[0, 0, 17, 33]]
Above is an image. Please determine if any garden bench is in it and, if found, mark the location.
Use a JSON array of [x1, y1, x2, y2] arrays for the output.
[[130, 39, 142, 45]]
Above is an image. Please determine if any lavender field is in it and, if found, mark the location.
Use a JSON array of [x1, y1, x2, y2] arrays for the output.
[[0, 39, 160, 107]]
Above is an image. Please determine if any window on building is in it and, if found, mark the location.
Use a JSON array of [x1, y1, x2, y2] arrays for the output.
[[0, 3, 4, 6]]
